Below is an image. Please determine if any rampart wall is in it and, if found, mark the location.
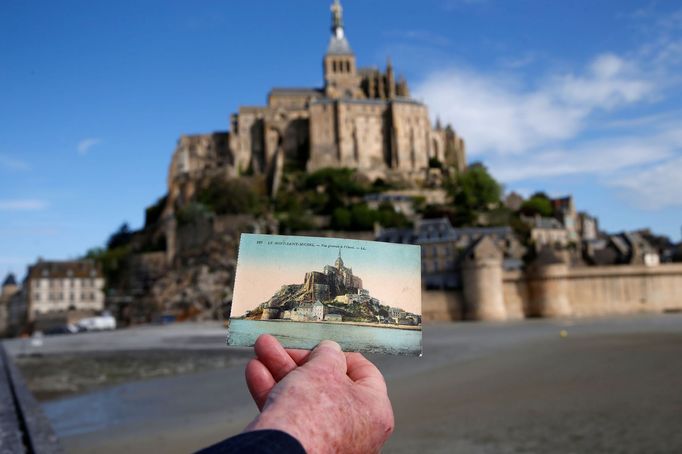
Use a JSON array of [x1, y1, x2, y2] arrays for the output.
[[423, 263, 682, 322]]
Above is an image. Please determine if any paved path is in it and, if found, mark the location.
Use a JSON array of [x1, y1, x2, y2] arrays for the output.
[[12, 314, 682, 453]]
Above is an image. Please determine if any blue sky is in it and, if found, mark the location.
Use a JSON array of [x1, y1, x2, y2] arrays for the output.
[[1, 0, 681, 280]]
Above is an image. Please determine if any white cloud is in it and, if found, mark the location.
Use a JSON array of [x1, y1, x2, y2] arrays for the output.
[[490, 137, 673, 182], [0, 199, 49, 211], [552, 54, 653, 109], [609, 156, 682, 209], [77, 138, 101, 155], [414, 53, 655, 156], [0, 153, 30, 171]]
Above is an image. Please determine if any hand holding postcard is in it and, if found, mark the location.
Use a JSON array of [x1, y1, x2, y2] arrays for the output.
[[227, 234, 422, 356]]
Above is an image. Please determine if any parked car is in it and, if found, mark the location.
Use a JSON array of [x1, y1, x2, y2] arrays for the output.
[[43, 324, 79, 336], [76, 313, 116, 331]]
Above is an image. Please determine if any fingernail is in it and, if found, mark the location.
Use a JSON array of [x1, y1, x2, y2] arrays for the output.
[[317, 340, 342, 352]]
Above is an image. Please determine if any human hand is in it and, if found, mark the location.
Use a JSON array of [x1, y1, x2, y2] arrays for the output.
[[243, 334, 394, 454]]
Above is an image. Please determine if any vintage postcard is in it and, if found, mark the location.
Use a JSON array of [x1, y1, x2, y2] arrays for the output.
[[227, 233, 422, 356]]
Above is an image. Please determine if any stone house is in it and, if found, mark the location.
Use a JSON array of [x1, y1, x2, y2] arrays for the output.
[[525, 215, 570, 250], [289, 301, 326, 322], [313, 301, 325, 321], [585, 232, 660, 266], [0, 274, 20, 337], [25, 260, 105, 321]]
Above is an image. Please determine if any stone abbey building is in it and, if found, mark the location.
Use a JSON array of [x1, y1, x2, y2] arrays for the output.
[[167, 0, 467, 198]]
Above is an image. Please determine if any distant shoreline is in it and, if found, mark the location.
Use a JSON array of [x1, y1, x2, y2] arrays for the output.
[[234, 318, 422, 331]]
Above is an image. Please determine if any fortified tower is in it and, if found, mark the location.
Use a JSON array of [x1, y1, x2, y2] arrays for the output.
[[462, 236, 507, 321]]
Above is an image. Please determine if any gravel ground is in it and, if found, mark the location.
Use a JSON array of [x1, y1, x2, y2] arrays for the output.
[[5, 314, 682, 453]]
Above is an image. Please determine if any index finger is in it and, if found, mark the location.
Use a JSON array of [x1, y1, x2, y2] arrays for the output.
[[285, 348, 311, 365]]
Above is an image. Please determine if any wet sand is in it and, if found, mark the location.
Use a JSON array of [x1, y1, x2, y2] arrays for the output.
[[8, 315, 682, 453]]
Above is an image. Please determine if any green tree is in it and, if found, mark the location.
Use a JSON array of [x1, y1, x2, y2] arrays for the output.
[[520, 193, 553, 217], [144, 196, 167, 228], [448, 164, 502, 225], [331, 207, 352, 230], [107, 223, 133, 250], [303, 168, 370, 214], [176, 202, 212, 226], [196, 178, 264, 216], [349, 204, 375, 230]]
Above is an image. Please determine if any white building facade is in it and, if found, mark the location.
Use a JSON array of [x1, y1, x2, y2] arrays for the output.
[[26, 260, 105, 320]]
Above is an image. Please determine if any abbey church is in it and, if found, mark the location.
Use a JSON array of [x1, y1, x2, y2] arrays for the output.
[[167, 0, 466, 199]]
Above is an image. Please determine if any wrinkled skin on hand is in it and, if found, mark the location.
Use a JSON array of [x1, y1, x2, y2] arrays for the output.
[[244, 334, 395, 454]]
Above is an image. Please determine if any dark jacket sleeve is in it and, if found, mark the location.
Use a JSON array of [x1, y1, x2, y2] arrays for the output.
[[195, 429, 306, 454]]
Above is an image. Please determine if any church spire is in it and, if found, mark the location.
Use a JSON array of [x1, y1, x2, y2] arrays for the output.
[[331, 0, 344, 39], [335, 249, 344, 268]]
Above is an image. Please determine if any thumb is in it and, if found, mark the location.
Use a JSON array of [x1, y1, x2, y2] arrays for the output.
[[305, 340, 347, 376]]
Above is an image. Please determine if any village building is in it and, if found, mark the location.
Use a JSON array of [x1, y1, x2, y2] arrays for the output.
[[0, 274, 20, 337], [324, 313, 343, 322], [584, 232, 660, 266], [525, 215, 570, 250], [25, 260, 105, 321], [388, 307, 404, 322], [551, 196, 579, 243], [577, 212, 599, 241], [287, 301, 326, 322], [377, 218, 525, 289]]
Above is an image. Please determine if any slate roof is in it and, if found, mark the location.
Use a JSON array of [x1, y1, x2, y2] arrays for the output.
[[2, 273, 16, 287], [327, 36, 353, 55], [376, 218, 513, 244], [27, 260, 102, 280], [533, 217, 564, 230]]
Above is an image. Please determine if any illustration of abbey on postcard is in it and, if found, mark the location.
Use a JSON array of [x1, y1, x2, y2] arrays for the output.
[[227, 234, 422, 356]]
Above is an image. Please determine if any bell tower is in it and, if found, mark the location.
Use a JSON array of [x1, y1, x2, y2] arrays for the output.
[[323, 0, 361, 99]]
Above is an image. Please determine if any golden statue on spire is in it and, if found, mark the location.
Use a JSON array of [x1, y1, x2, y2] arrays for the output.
[[331, 0, 344, 38]]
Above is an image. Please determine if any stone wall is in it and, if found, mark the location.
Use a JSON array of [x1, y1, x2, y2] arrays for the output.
[[431, 262, 682, 322], [422, 289, 464, 321], [563, 264, 682, 317]]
